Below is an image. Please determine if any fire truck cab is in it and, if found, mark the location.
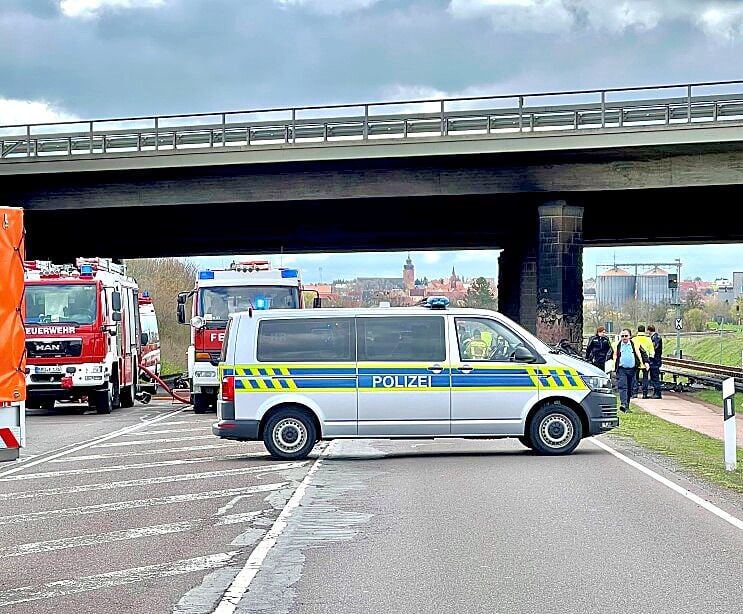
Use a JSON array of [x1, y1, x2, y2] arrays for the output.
[[178, 260, 313, 414], [138, 291, 161, 395], [24, 258, 141, 414]]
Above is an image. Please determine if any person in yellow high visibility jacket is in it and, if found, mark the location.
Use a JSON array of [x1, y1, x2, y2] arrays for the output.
[[634, 325, 655, 398], [464, 329, 490, 360]]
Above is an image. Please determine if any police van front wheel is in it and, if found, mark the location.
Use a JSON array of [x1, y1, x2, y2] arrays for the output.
[[529, 403, 582, 455], [263, 408, 317, 460]]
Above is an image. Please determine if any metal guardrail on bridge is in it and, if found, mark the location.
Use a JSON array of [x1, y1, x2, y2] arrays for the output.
[[3, 79, 743, 160]]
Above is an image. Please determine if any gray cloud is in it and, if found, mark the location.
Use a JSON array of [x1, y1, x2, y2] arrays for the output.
[[0, 0, 741, 124]]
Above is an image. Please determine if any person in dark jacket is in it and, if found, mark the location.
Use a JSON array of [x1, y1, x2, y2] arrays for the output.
[[585, 326, 612, 371], [613, 329, 649, 413], [647, 325, 663, 399]]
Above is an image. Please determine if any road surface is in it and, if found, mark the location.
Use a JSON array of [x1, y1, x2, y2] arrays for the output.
[[0, 400, 741, 613]]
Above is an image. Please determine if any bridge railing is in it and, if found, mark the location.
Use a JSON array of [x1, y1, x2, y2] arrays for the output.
[[3, 79, 743, 160]]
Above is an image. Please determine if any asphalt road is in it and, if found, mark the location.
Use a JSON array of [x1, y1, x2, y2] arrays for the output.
[[1, 401, 742, 613]]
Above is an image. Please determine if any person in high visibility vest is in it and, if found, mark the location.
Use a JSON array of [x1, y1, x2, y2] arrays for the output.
[[465, 329, 490, 360]]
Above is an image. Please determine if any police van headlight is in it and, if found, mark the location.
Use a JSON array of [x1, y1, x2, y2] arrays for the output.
[[581, 375, 611, 393]]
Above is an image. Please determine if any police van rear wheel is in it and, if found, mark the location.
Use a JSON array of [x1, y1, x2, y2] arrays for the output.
[[263, 408, 317, 460], [529, 403, 582, 456]]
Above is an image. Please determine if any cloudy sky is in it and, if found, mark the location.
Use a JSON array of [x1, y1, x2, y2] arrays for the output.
[[4, 0, 743, 282]]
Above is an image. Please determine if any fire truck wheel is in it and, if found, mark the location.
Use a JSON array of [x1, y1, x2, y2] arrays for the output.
[[192, 393, 210, 414], [120, 382, 135, 408], [95, 385, 113, 414]]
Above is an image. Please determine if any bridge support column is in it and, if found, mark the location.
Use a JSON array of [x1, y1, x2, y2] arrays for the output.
[[535, 201, 584, 346], [498, 244, 537, 333]]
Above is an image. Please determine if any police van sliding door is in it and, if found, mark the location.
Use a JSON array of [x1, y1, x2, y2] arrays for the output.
[[450, 317, 539, 436], [356, 315, 451, 436]]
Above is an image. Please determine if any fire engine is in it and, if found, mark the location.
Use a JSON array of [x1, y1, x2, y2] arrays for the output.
[[24, 258, 142, 414], [177, 260, 319, 413]]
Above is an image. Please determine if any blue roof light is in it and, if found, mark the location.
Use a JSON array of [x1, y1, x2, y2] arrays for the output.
[[198, 270, 215, 280], [254, 297, 268, 309], [280, 269, 298, 278], [142, 291, 150, 298], [80, 264, 94, 276], [426, 296, 450, 309]]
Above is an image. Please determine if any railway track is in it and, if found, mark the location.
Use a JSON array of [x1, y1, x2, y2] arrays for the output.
[[661, 357, 743, 391]]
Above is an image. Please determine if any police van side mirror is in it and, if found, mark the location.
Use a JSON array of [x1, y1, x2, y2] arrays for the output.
[[512, 346, 536, 363], [111, 291, 122, 312]]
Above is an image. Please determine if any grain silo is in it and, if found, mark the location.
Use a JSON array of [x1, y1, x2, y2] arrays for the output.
[[636, 267, 670, 304], [596, 267, 635, 308]]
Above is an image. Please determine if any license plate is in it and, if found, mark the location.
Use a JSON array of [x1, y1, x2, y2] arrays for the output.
[[35, 366, 62, 374]]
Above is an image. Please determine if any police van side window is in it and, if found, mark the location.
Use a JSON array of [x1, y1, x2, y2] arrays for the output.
[[456, 318, 527, 362], [357, 317, 445, 362], [257, 318, 354, 362]]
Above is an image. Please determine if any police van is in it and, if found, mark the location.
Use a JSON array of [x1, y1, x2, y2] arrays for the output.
[[214, 298, 619, 459]]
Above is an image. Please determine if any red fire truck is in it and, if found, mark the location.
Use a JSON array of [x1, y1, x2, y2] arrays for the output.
[[24, 258, 142, 414], [178, 260, 318, 413]]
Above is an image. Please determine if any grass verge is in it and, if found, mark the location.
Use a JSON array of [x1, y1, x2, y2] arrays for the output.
[[611, 407, 743, 492], [687, 388, 743, 410]]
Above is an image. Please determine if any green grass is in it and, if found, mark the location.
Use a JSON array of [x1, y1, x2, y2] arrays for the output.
[[687, 388, 743, 410], [677, 332, 743, 366], [612, 407, 743, 492]]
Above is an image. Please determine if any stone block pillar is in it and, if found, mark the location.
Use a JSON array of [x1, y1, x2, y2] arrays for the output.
[[498, 244, 537, 333], [536, 201, 584, 345]]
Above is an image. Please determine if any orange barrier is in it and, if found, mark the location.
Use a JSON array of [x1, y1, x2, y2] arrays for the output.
[[0, 207, 25, 403]]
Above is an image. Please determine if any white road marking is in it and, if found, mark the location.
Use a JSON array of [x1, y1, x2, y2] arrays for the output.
[[1, 454, 258, 481], [124, 426, 209, 436], [212, 443, 335, 614], [1, 512, 264, 558], [0, 521, 194, 558], [0, 407, 187, 479], [50, 443, 250, 463], [0, 552, 238, 608], [590, 438, 743, 531], [0, 462, 305, 500], [216, 511, 264, 526], [215, 495, 252, 516], [0, 483, 286, 526], [93, 434, 213, 448]]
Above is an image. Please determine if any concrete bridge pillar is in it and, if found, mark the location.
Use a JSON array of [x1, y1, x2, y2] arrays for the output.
[[498, 201, 583, 345]]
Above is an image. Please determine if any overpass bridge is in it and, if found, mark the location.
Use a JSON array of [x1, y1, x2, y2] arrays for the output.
[[3, 79, 743, 343]]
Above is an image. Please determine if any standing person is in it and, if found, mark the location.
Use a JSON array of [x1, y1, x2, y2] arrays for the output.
[[613, 329, 649, 413], [585, 326, 612, 371], [647, 325, 663, 398], [635, 325, 655, 398]]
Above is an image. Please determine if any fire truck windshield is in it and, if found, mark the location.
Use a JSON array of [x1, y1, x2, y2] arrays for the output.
[[25, 284, 97, 325], [198, 286, 299, 319]]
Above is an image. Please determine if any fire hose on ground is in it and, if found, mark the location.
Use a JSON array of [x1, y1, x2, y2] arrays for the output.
[[138, 363, 193, 405]]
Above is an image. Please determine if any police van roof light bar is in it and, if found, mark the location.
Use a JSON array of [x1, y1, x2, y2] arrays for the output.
[[425, 296, 450, 309]]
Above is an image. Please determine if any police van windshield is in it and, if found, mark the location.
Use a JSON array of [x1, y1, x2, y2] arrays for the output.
[[198, 286, 300, 320], [25, 284, 98, 326]]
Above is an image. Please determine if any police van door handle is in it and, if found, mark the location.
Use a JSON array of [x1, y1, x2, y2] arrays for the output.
[[427, 364, 443, 374], [458, 364, 473, 374]]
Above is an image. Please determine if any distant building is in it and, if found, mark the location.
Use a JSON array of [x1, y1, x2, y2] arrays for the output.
[[403, 254, 415, 290], [715, 278, 734, 303], [734, 272, 743, 299]]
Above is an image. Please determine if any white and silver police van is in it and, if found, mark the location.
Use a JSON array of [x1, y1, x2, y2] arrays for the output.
[[213, 298, 619, 459]]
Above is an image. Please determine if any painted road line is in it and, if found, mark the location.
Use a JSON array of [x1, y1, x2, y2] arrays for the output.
[[0, 462, 305, 500], [0, 483, 286, 526], [212, 443, 335, 614], [123, 427, 210, 436], [0, 454, 257, 481], [0, 407, 188, 479], [0, 552, 238, 608], [1, 512, 264, 558], [0, 521, 195, 558], [92, 434, 214, 448], [590, 438, 743, 531], [50, 443, 250, 463]]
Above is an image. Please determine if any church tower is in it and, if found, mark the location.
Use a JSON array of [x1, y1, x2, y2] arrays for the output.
[[403, 253, 415, 290]]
